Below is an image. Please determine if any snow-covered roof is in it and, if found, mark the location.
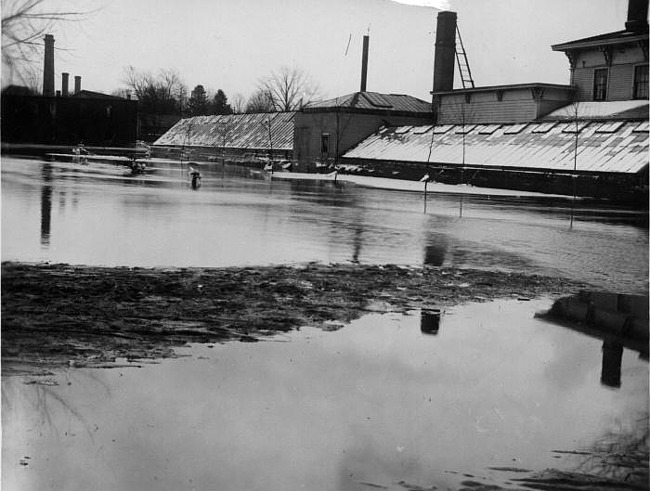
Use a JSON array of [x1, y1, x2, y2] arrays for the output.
[[153, 112, 295, 150], [343, 120, 649, 175], [542, 101, 649, 121]]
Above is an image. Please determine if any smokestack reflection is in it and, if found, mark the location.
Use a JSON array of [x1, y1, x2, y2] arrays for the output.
[[40, 164, 53, 246], [601, 340, 624, 388], [421, 309, 442, 335], [423, 232, 448, 267]]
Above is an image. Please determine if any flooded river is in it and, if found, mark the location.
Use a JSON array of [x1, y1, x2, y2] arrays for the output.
[[1, 156, 648, 293], [3, 300, 648, 490], [2, 156, 648, 490]]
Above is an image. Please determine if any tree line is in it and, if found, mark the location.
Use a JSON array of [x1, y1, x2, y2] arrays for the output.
[[117, 65, 321, 118]]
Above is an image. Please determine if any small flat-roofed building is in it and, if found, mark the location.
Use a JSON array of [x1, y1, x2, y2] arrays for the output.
[[432, 83, 574, 125], [294, 91, 433, 166]]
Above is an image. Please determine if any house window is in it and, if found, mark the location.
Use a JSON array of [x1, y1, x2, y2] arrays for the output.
[[320, 133, 330, 156], [593, 68, 608, 101], [633, 65, 649, 99]]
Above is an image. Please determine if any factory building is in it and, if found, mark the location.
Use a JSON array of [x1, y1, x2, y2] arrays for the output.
[[294, 91, 433, 167], [152, 0, 648, 202], [339, 0, 648, 203], [1, 35, 138, 149], [155, 35, 433, 169]]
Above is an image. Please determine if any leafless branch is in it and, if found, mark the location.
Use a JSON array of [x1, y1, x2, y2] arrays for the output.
[[2, 0, 94, 87]]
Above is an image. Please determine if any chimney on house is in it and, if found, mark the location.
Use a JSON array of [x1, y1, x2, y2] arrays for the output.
[[43, 34, 55, 96], [74, 75, 81, 94], [625, 0, 649, 32], [432, 11, 457, 92], [62, 72, 69, 96], [360, 34, 370, 92]]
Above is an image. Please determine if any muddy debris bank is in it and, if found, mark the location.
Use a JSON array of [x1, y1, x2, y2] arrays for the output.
[[2, 261, 586, 375]]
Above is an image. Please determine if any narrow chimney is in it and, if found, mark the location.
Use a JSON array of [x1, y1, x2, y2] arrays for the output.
[[74, 75, 81, 94], [433, 11, 457, 92], [62, 72, 69, 96], [360, 35, 370, 92], [43, 34, 55, 97], [625, 0, 649, 32]]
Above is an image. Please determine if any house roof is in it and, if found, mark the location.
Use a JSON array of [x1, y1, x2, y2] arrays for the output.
[[153, 112, 295, 151], [552, 29, 649, 51], [72, 90, 131, 100], [343, 120, 649, 175], [541, 101, 649, 121], [304, 92, 432, 115], [431, 82, 573, 96]]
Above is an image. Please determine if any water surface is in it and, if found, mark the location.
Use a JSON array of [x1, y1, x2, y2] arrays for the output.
[[2, 156, 647, 293], [3, 300, 647, 491]]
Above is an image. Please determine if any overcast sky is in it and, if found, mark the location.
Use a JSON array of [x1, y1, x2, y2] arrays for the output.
[[14, 0, 630, 102]]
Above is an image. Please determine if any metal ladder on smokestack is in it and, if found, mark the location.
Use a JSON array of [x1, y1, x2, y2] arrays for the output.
[[455, 26, 475, 89]]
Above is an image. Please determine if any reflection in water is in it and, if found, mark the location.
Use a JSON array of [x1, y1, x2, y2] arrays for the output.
[[352, 222, 363, 264], [423, 231, 447, 267], [538, 291, 649, 389], [601, 340, 624, 388], [420, 309, 442, 335], [3, 300, 647, 491], [1, 157, 648, 294], [40, 163, 53, 246], [572, 411, 649, 484]]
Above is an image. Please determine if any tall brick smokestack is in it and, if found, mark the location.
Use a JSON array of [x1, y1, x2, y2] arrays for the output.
[[625, 0, 649, 32], [74, 75, 81, 94], [43, 34, 55, 96], [62, 72, 69, 96], [433, 11, 457, 92], [360, 35, 369, 92]]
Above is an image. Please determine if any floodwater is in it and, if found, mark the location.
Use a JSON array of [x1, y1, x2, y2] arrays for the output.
[[3, 300, 648, 491], [1, 156, 648, 293], [2, 156, 648, 490]]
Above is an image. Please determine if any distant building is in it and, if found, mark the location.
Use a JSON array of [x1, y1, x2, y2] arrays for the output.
[[552, 1, 648, 102], [338, 0, 649, 203], [1, 35, 138, 148], [1, 88, 138, 147], [152, 112, 295, 163], [294, 91, 433, 166], [432, 83, 575, 125]]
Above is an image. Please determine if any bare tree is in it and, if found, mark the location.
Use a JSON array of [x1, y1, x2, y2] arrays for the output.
[[1, 0, 91, 86], [257, 65, 321, 112], [230, 93, 246, 114], [122, 65, 187, 115], [245, 88, 275, 113]]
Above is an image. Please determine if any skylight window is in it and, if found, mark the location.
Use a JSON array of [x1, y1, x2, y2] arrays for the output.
[[477, 124, 501, 135], [455, 124, 476, 135], [562, 121, 590, 133], [412, 126, 432, 134], [503, 123, 528, 135], [595, 121, 624, 133], [394, 126, 412, 134], [530, 122, 557, 133], [432, 125, 453, 134]]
